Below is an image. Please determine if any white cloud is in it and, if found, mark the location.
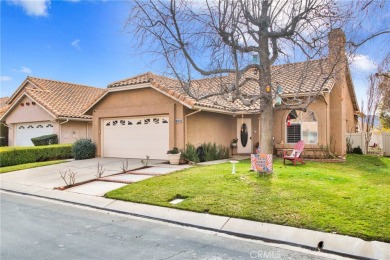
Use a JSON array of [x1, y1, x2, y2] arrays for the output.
[[350, 54, 377, 72], [18, 66, 32, 74], [71, 39, 81, 50], [21, 66, 32, 74], [8, 0, 51, 17], [0, 76, 12, 82]]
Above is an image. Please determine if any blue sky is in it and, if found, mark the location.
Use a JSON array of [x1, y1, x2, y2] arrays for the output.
[[1, 0, 389, 107]]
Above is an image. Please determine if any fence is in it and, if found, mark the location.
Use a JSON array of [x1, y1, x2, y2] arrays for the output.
[[347, 132, 390, 156], [383, 133, 390, 157]]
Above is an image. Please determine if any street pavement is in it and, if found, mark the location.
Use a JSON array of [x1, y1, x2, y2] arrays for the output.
[[1, 192, 341, 260]]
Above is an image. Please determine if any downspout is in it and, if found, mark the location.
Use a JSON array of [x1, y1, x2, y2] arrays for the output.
[[184, 109, 202, 146], [59, 119, 70, 144]]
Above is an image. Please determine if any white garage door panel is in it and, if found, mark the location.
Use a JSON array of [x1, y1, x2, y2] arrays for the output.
[[16, 122, 54, 146], [103, 116, 169, 159]]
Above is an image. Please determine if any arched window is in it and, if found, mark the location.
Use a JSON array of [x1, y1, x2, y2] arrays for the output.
[[286, 110, 318, 144]]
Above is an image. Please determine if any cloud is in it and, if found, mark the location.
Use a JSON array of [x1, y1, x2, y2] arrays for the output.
[[8, 0, 51, 17], [71, 39, 81, 50], [21, 66, 32, 74], [350, 54, 377, 72], [13, 66, 32, 74], [0, 76, 12, 82]]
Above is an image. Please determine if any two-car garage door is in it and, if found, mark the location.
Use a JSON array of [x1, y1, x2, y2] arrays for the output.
[[102, 116, 169, 159]]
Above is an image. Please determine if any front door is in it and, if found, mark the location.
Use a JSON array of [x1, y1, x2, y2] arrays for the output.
[[237, 118, 252, 153]]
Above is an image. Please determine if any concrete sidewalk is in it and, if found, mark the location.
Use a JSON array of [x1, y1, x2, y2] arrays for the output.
[[0, 181, 388, 260]]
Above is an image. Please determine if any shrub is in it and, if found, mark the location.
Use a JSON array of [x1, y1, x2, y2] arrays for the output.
[[180, 144, 200, 163], [201, 142, 230, 161], [352, 146, 363, 154], [31, 134, 58, 146], [167, 147, 180, 154], [0, 144, 72, 167], [180, 143, 230, 163], [72, 138, 96, 160]]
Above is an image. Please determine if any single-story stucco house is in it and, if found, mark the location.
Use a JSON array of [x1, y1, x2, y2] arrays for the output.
[[0, 77, 105, 146], [84, 29, 360, 160]]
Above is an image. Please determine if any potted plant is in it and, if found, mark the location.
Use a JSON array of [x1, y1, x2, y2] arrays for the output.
[[167, 147, 181, 165], [231, 138, 238, 147]]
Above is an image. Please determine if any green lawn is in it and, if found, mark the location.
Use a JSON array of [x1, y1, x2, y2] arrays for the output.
[[106, 155, 390, 242], [0, 160, 66, 174]]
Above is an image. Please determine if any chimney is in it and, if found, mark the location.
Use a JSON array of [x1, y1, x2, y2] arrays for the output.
[[328, 28, 347, 71]]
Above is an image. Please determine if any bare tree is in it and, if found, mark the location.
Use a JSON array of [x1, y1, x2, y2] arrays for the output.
[[128, 0, 388, 154]]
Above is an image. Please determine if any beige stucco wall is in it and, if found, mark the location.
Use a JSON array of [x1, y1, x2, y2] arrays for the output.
[[344, 82, 358, 133], [6, 96, 55, 124], [330, 80, 347, 155], [186, 110, 235, 147], [91, 87, 185, 156], [60, 121, 90, 144]]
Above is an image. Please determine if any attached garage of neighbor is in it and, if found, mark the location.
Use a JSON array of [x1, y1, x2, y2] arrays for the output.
[[15, 121, 54, 146], [102, 116, 169, 159]]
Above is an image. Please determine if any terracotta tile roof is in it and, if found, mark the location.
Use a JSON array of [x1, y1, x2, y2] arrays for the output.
[[5, 77, 106, 119], [0, 97, 10, 118], [108, 59, 335, 112]]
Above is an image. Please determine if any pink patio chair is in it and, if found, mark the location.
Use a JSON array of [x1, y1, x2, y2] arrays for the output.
[[283, 140, 305, 166]]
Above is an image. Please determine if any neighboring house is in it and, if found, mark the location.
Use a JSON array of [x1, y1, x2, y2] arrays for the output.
[[0, 77, 105, 146], [85, 29, 360, 159], [0, 97, 10, 145]]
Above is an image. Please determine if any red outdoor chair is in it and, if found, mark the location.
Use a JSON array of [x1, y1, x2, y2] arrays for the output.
[[283, 140, 305, 166]]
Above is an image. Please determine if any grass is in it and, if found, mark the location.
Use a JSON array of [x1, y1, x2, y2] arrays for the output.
[[106, 155, 390, 242], [0, 160, 66, 174]]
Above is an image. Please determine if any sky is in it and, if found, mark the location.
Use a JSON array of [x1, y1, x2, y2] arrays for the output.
[[0, 0, 389, 107]]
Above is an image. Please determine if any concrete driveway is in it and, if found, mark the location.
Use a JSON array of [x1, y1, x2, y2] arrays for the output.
[[0, 158, 167, 190]]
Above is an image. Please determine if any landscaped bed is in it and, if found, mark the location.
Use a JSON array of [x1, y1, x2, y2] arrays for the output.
[[106, 155, 390, 242]]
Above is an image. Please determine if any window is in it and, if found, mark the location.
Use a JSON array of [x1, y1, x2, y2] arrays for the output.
[[286, 110, 318, 144]]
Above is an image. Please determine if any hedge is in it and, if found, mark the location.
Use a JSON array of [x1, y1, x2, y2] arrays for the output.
[[0, 144, 72, 167], [31, 134, 58, 146]]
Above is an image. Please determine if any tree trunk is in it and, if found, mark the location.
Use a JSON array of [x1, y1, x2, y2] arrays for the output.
[[260, 102, 274, 154]]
